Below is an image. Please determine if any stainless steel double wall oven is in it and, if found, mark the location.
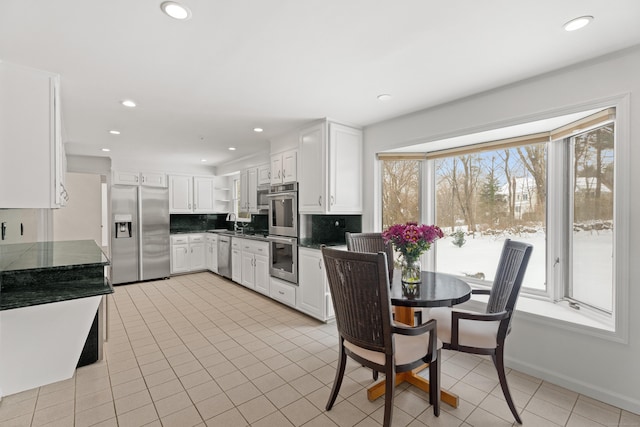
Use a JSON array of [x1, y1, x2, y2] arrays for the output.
[[266, 182, 298, 284]]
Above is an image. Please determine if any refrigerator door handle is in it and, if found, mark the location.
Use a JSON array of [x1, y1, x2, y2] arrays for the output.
[[138, 186, 144, 280]]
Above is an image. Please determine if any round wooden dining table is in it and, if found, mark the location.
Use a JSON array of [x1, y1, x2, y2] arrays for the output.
[[367, 270, 472, 408]]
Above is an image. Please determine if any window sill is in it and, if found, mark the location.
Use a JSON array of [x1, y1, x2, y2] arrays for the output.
[[461, 291, 615, 333]]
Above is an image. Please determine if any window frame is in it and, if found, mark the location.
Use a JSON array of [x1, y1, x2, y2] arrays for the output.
[[378, 96, 630, 342]]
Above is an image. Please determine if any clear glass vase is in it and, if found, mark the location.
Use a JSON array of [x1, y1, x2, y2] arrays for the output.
[[401, 257, 421, 285]]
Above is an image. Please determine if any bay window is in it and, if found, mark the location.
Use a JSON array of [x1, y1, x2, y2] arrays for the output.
[[379, 106, 627, 333]]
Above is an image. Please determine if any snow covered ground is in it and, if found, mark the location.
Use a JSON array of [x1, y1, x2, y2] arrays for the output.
[[435, 229, 613, 311]]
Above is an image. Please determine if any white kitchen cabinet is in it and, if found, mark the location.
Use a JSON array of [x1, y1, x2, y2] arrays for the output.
[[169, 174, 227, 213], [270, 277, 296, 307], [205, 233, 218, 273], [239, 238, 270, 295], [141, 172, 167, 187], [0, 61, 66, 208], [239, 168, 258, 213], [270, 150, 297, 185], [169, 175, 193, 213], [170, 234, 206, 274], [297, 247, 334, 321], [298, 121, 362, 214], [193, 176, 215, 213], [231, 238, 242, 283], [113, 171, 140, 185], [113, 171, 166, 187], [258, 163, 271, 186], [189, 234, 206, 271], [170, 235, 190, 274]]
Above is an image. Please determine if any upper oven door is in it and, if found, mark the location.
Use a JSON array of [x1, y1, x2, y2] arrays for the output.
[[267, 191, 297, 237]]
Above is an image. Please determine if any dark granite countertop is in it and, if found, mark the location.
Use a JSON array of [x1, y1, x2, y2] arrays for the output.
[[298, 239, 347, 250], [0, 240, 109, 272], [0, 240, 112, 311]]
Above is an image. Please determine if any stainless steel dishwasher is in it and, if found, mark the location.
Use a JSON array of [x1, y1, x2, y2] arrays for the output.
[[217, 235, 231, 279]]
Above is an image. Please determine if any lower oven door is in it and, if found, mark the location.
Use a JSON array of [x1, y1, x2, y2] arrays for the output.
[[267, 235, 298, 284]]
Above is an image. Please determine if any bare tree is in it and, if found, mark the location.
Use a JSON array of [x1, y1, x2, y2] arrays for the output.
[[381, 160, 420, 228], [517, 144, 547, 220]]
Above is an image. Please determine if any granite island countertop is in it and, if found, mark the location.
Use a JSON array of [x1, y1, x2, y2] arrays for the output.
[[0, 240, 112, 310]]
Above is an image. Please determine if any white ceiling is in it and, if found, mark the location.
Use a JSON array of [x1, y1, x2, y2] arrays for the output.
[[1, 1, 639, 170]]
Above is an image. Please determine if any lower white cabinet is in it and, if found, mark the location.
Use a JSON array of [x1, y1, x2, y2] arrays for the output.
[[270, 277, 296, 307], [297, 247, 335, 321], [231, 238, 242, 283], [205, 233, 218, 273], [238, 238, 270, 295], [170, 234, 206, 274]]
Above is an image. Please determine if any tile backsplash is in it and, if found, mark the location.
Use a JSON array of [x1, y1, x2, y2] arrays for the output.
[[169, 214, 228, 233], [300, 215, 362, 244]]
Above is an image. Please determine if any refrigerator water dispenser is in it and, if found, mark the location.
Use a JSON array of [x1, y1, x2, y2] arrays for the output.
[[114, 214, 132, 238]]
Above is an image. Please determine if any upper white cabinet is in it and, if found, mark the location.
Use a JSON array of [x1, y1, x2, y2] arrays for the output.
[[169, 175, 230, 214], [113, 171, 167, 187], [169, 175, 193, 213], [193, 176, 215, 213], [0, 62, 66, 208], [270, 150, 297, 185], [239, 168, 258, 213], [257, 163, 271, 186], [298, 121, 362, 214]]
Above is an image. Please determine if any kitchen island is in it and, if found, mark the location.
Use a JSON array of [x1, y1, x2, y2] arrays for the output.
[[0, 240, 112, 397]]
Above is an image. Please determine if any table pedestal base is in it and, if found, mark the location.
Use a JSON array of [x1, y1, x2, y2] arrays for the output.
[[366, 365, 459, 407], [369, 306, 459, 407]]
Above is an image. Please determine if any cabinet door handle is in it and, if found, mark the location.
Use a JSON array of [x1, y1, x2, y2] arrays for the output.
[[282, 169, 285, 178], [318, 259, 322, 269], [142, 176, 145, 183], [135, 176, 139, 183], [318, 196, 322, 206], [330, 195, 335, 206], [278, 170, 281, 179], [278, 290, 285, 295], [268, 171, 271, 179]]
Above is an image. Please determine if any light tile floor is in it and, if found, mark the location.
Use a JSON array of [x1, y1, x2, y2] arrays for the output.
[[1, 272, 638, 427]]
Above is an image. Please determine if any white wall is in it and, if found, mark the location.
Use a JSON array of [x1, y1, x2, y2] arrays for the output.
[[0, 209, 39, 245], [52, 173, 102, 245], [363, 46, 640, 413]]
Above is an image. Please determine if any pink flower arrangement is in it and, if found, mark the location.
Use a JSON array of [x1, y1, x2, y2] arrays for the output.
[[382, 222, 444, 263]]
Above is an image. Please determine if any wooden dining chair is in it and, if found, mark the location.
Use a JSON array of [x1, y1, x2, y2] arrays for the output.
[[321, 246, 441, 427], [345, 232, 395, 283], [428, 239, 533, 424], [346, 232, 424, 325]]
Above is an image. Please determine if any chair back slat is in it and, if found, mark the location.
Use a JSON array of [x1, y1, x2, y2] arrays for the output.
[[345, 232, 394, 282], [486, 239, 533, 315], [322, 247, 394, 354]]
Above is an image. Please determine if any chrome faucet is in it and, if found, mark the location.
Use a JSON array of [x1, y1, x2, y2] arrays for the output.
[[226, 213, 242, 234]]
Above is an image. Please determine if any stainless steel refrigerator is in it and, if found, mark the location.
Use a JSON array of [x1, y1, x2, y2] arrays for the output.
[[111, 185, 170, 284]]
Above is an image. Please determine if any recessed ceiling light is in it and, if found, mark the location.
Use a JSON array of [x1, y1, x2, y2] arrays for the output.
[[201, 158, 207, 162], [253, 127, 264, 133], [563, 16, 593, 32], [109, 130, 121, 135], [377, 94, 392, 101], [101, 148, 111, 152], [161, 1, 192, 20], [121, 100, 136, 108], [228, 147, 236, 151]]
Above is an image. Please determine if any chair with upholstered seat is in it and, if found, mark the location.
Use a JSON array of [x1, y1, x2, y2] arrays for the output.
[[428, 239, 532, 424], [321, 246, 441, 427]]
